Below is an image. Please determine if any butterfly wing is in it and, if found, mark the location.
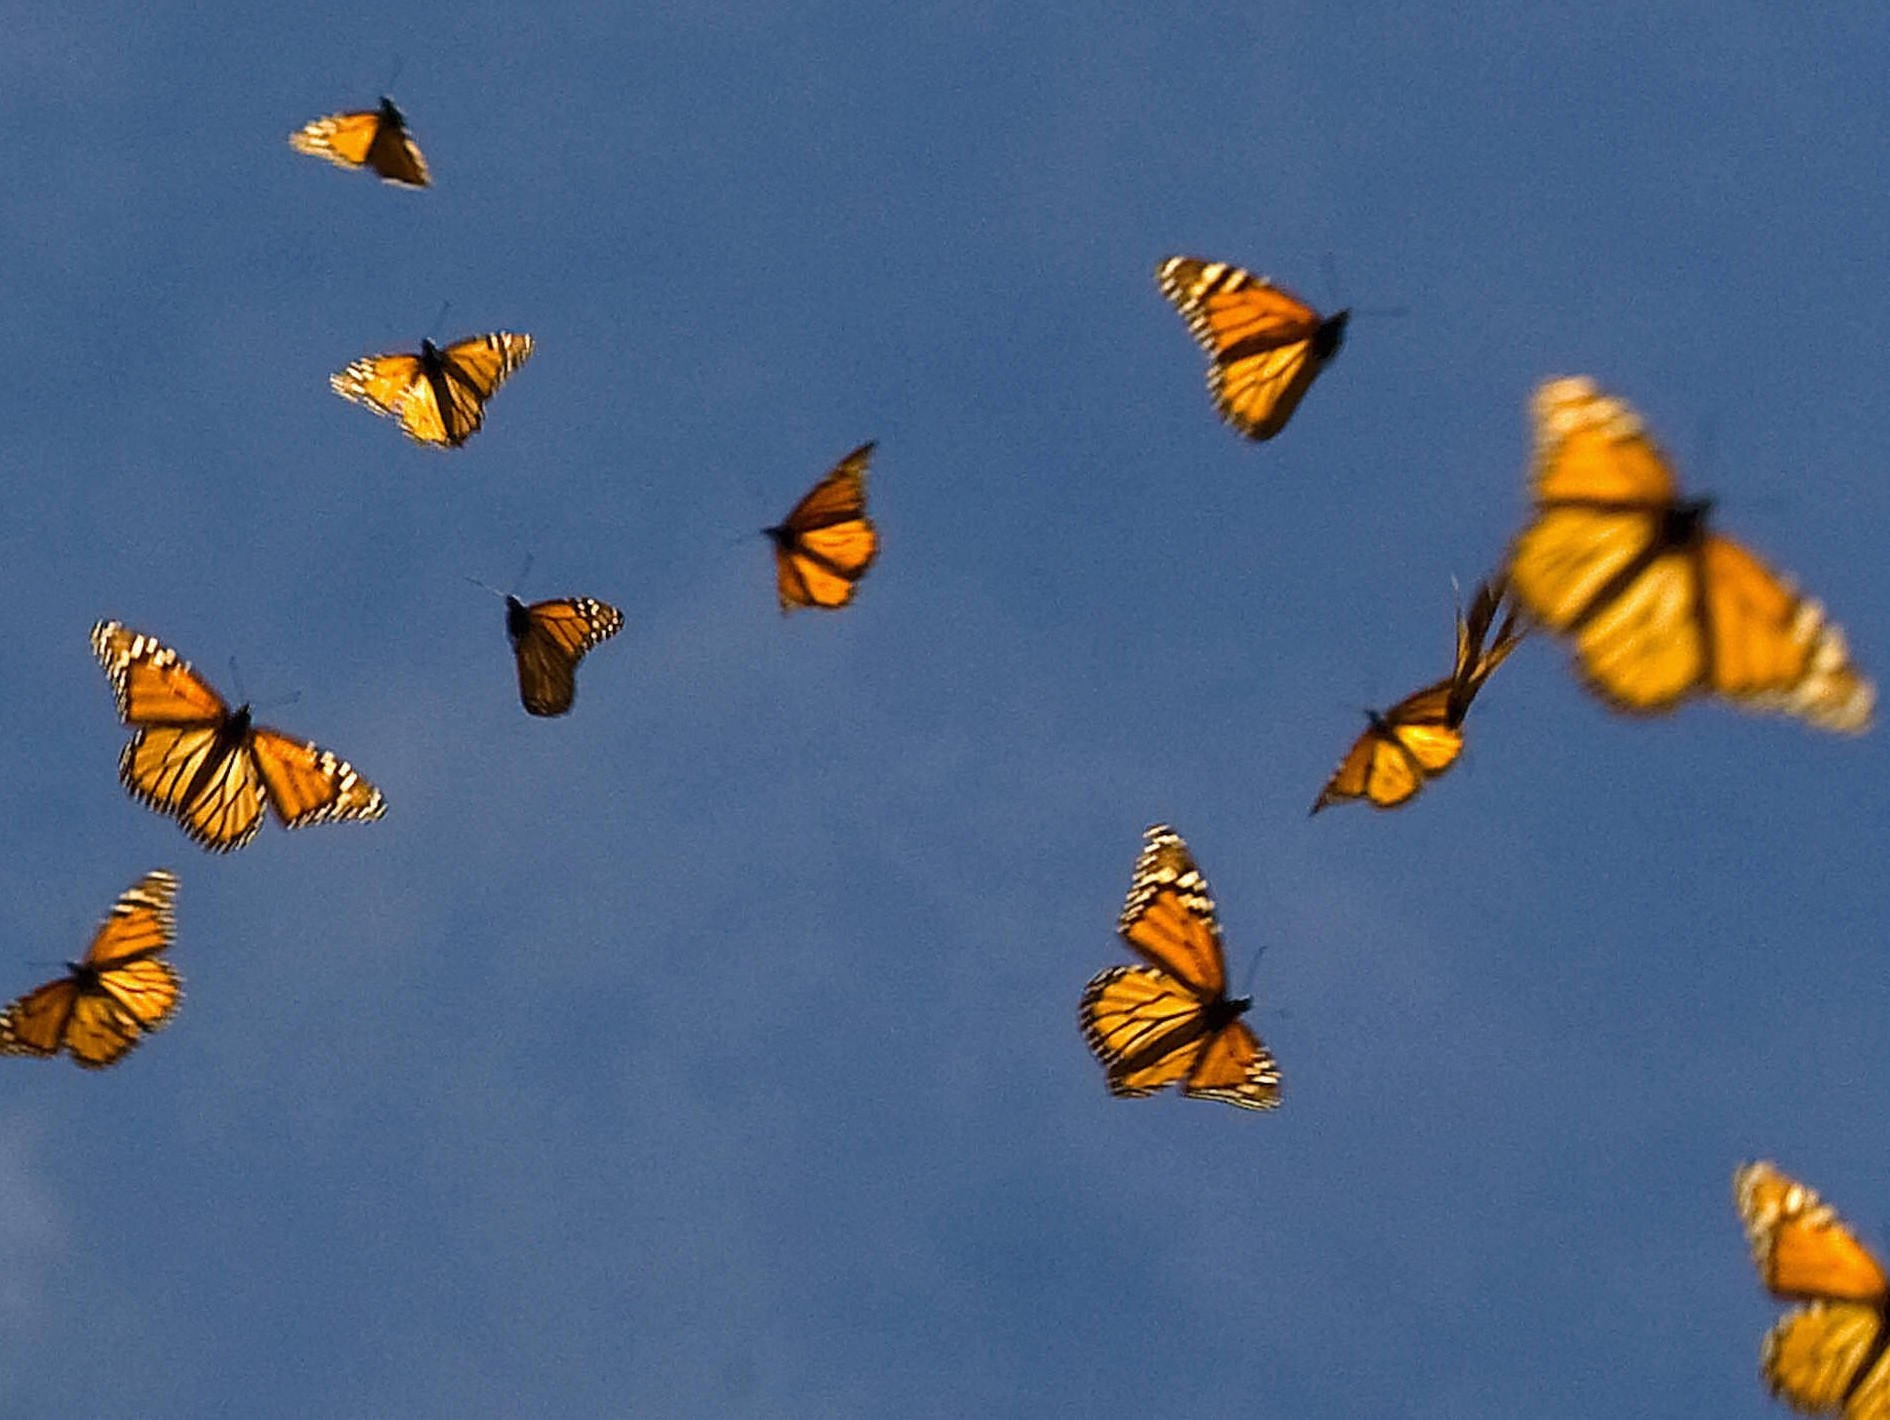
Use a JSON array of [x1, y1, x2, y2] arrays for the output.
[[330, 351, 433, 435], [119, 725, 264, 852], [429, 333, 535, 446], [289, 98, 430, 187], [248, 727, 387, 831], [0, 979, 77, 1058], [91, 621, 227, 726], [1447, 575, 1527, 725], [1116, 824, 1228, 996], [1182, 1016, 1282, 1111], [771, 443, 879, 611], [1761, 1305, 1890, 1417], [512, 597, 625, 717], [1079, 965, 1215, 1097], [1311, 682, 1461, 813]]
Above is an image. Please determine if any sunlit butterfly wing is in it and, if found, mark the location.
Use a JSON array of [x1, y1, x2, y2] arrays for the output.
[[248, 727, 386, 829], [506, 595, 625, 717], [767, 442, 879, 611], [289, 97, 430, 187], [330, 333, 533, 447]]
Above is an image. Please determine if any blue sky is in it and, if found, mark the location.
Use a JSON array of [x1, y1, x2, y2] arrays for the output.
[[3, 3, 1888, 1415]]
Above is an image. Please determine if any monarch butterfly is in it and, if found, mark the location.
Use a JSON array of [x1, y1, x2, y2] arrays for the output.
[[0, 871, 182, 1069], [766, 442, 879, 612], [91, 621, 387, 853], [330, 332, 534, 447], [505, 595, 624, 717], [1510, 377, 1873, 733], [1079, 825, 1280, 1111], [1734, 1161, 1890, 1417], [289, 97, 431, 188], [1156, 255, 1349, 441], [1312, 576, 1526, 813]]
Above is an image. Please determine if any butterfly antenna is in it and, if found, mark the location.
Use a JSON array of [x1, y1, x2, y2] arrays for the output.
[[511, 552, 534, 596], [380, 56, 404, 96], [1237, 942, 1270, 998], [1320, 250, 1345, 310], [227, 655, 249, 706], [255, 689, 302, 714], [464, 574, 508, 601], [424, 300, 453, 341]]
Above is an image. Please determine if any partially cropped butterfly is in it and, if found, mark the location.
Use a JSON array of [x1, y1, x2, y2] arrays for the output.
[[1511, 378, 1873, 732], [505, 595, 624, 717], [1079, 825, 1280, 1111], [1, 871, 181, 1069], [1734, 1160, 1890, 1417], [289, 97, 431, 188], [1156, 255, 1348, 441], [1312, 576, 1526, 813], [766, 442, 879, 611], [330, 332, 534, 447], [91, 622, 386, 853]]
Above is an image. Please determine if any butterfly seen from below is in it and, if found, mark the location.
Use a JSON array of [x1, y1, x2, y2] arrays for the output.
[[1156, 255, 1349, 441], [505, 594, 624, 717], [766, 442, 879, 612], [1, 871, 181, 1069], [331, 332, 534, 447], [91, 622, 386, 853], [289, 97, 431, 188], [1079, 824, 1280, 1111], [1734, 1161, 1890, 1418], [1510, 377, 1873, 732], [1312, 576, 1526, 813]]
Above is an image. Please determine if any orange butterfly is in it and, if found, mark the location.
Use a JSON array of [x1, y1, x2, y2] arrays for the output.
[[91, 621, 386, 853], [1156, 255, 1348, 440], [505, 595, 624, 717], [766, 443, 879, 611], [1080, 825, 1280, 1110], [330, 332, 534, 447], [1734, 1160, 1890, 1417], [289, 97, 431, 188], [1, 871, 182, 1069]]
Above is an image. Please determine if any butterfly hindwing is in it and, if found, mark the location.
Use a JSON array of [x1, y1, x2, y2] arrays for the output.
[[289, 97, 430, 187], [506, 595, 625, 717], [768, 443, 879, 611]]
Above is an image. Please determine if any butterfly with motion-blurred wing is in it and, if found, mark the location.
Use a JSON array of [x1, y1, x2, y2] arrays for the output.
[[1080, 824, 1280, 1111], [766, 442, 880, 612], [331, 332, 534, 448], [1312, 576, 1526, 814], [1510, 377, 1873, 733], [1, 870, 182, 1069], [1734, 1160, 1890, 1418], [91, 622, 386, 853], [1156, 255, 1349, 441], [289, 97, 431, 188], [504, 594, 624, 717]]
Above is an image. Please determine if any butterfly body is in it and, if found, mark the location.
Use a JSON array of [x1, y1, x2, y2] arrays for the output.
[[768, 443, 879, 611], [501, 593, 623, 716]]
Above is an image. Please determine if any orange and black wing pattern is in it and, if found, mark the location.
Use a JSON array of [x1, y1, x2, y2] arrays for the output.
[[766, 442, 879, 611], [1734, 1161, 1890, 1417], [1, 870, 182, 1069], [1079, 825, 1280, 1111], [330, 332, 534, 447], [289, 97, 430, 188], [1156, 255, 1349, 441], [506, 595, 625, 717]]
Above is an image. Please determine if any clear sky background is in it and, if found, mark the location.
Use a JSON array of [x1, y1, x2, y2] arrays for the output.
[[2, 4, 1888, 1416]]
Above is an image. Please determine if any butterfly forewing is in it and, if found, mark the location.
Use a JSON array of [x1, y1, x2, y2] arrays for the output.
[[1116, 825, 1226, 996]]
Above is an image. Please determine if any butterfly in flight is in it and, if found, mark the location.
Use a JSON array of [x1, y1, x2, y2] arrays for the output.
[[1734, 1161, 1890, 1417], [504, 594, 624, 717], [1, 871, 182, 1069], [1312, 576, 1526, 813], [91, 621, 386, 853], [766, 442, 880, 611], [1080, 825, 1280, 1111], [289, 97, 431, 188], [330, 332, 534, 448], [1510, 377, 1873, 732], [1156, 255, 1349, 441]]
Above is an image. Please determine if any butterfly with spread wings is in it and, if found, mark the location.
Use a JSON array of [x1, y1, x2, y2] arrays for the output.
[[505, 595, 624, 717], [766, 442, 879, 612], [1510, 377, 1873, 732], [91, 622, 386, 853], [1734, 1161, 1890, 1418], [1, 871, 182, 1069], [1079, 825, 1280, 1111], [1156, 255, 1349, 441], [289, 96, 431, 188], [1312, 576, 1526, 813], [331, 332, 534, 448]]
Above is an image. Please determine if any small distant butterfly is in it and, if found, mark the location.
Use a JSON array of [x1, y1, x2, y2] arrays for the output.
[[505, 595, 624, 717], [331, 332, 534, 448], [1312, 576, 1526, 813], [1156, 255, 1349, 441], [289, 97, 431, 188], [91, 621, 387, 853], [1, 871, 182, 1069], [1080, 825, 1280, 1111], [1734, 1161, 1890, 1417], [766, 442, 879, 612]]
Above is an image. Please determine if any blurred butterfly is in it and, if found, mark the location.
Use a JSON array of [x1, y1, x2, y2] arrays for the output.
[[766, 442, 879, 611], [1080, 825, 1280, 1111], [1312, 576, 1526, 813], [91, 621, 387, 853], [331, 332, 534, 448], [1156, 255, 1349, 441], [289, 97, 431, 188], [1, 871, 181, 1069], [505, 594, 624, 717], [1734, 1160, 1890, 1417], [1511, 378, 1873, 732]]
